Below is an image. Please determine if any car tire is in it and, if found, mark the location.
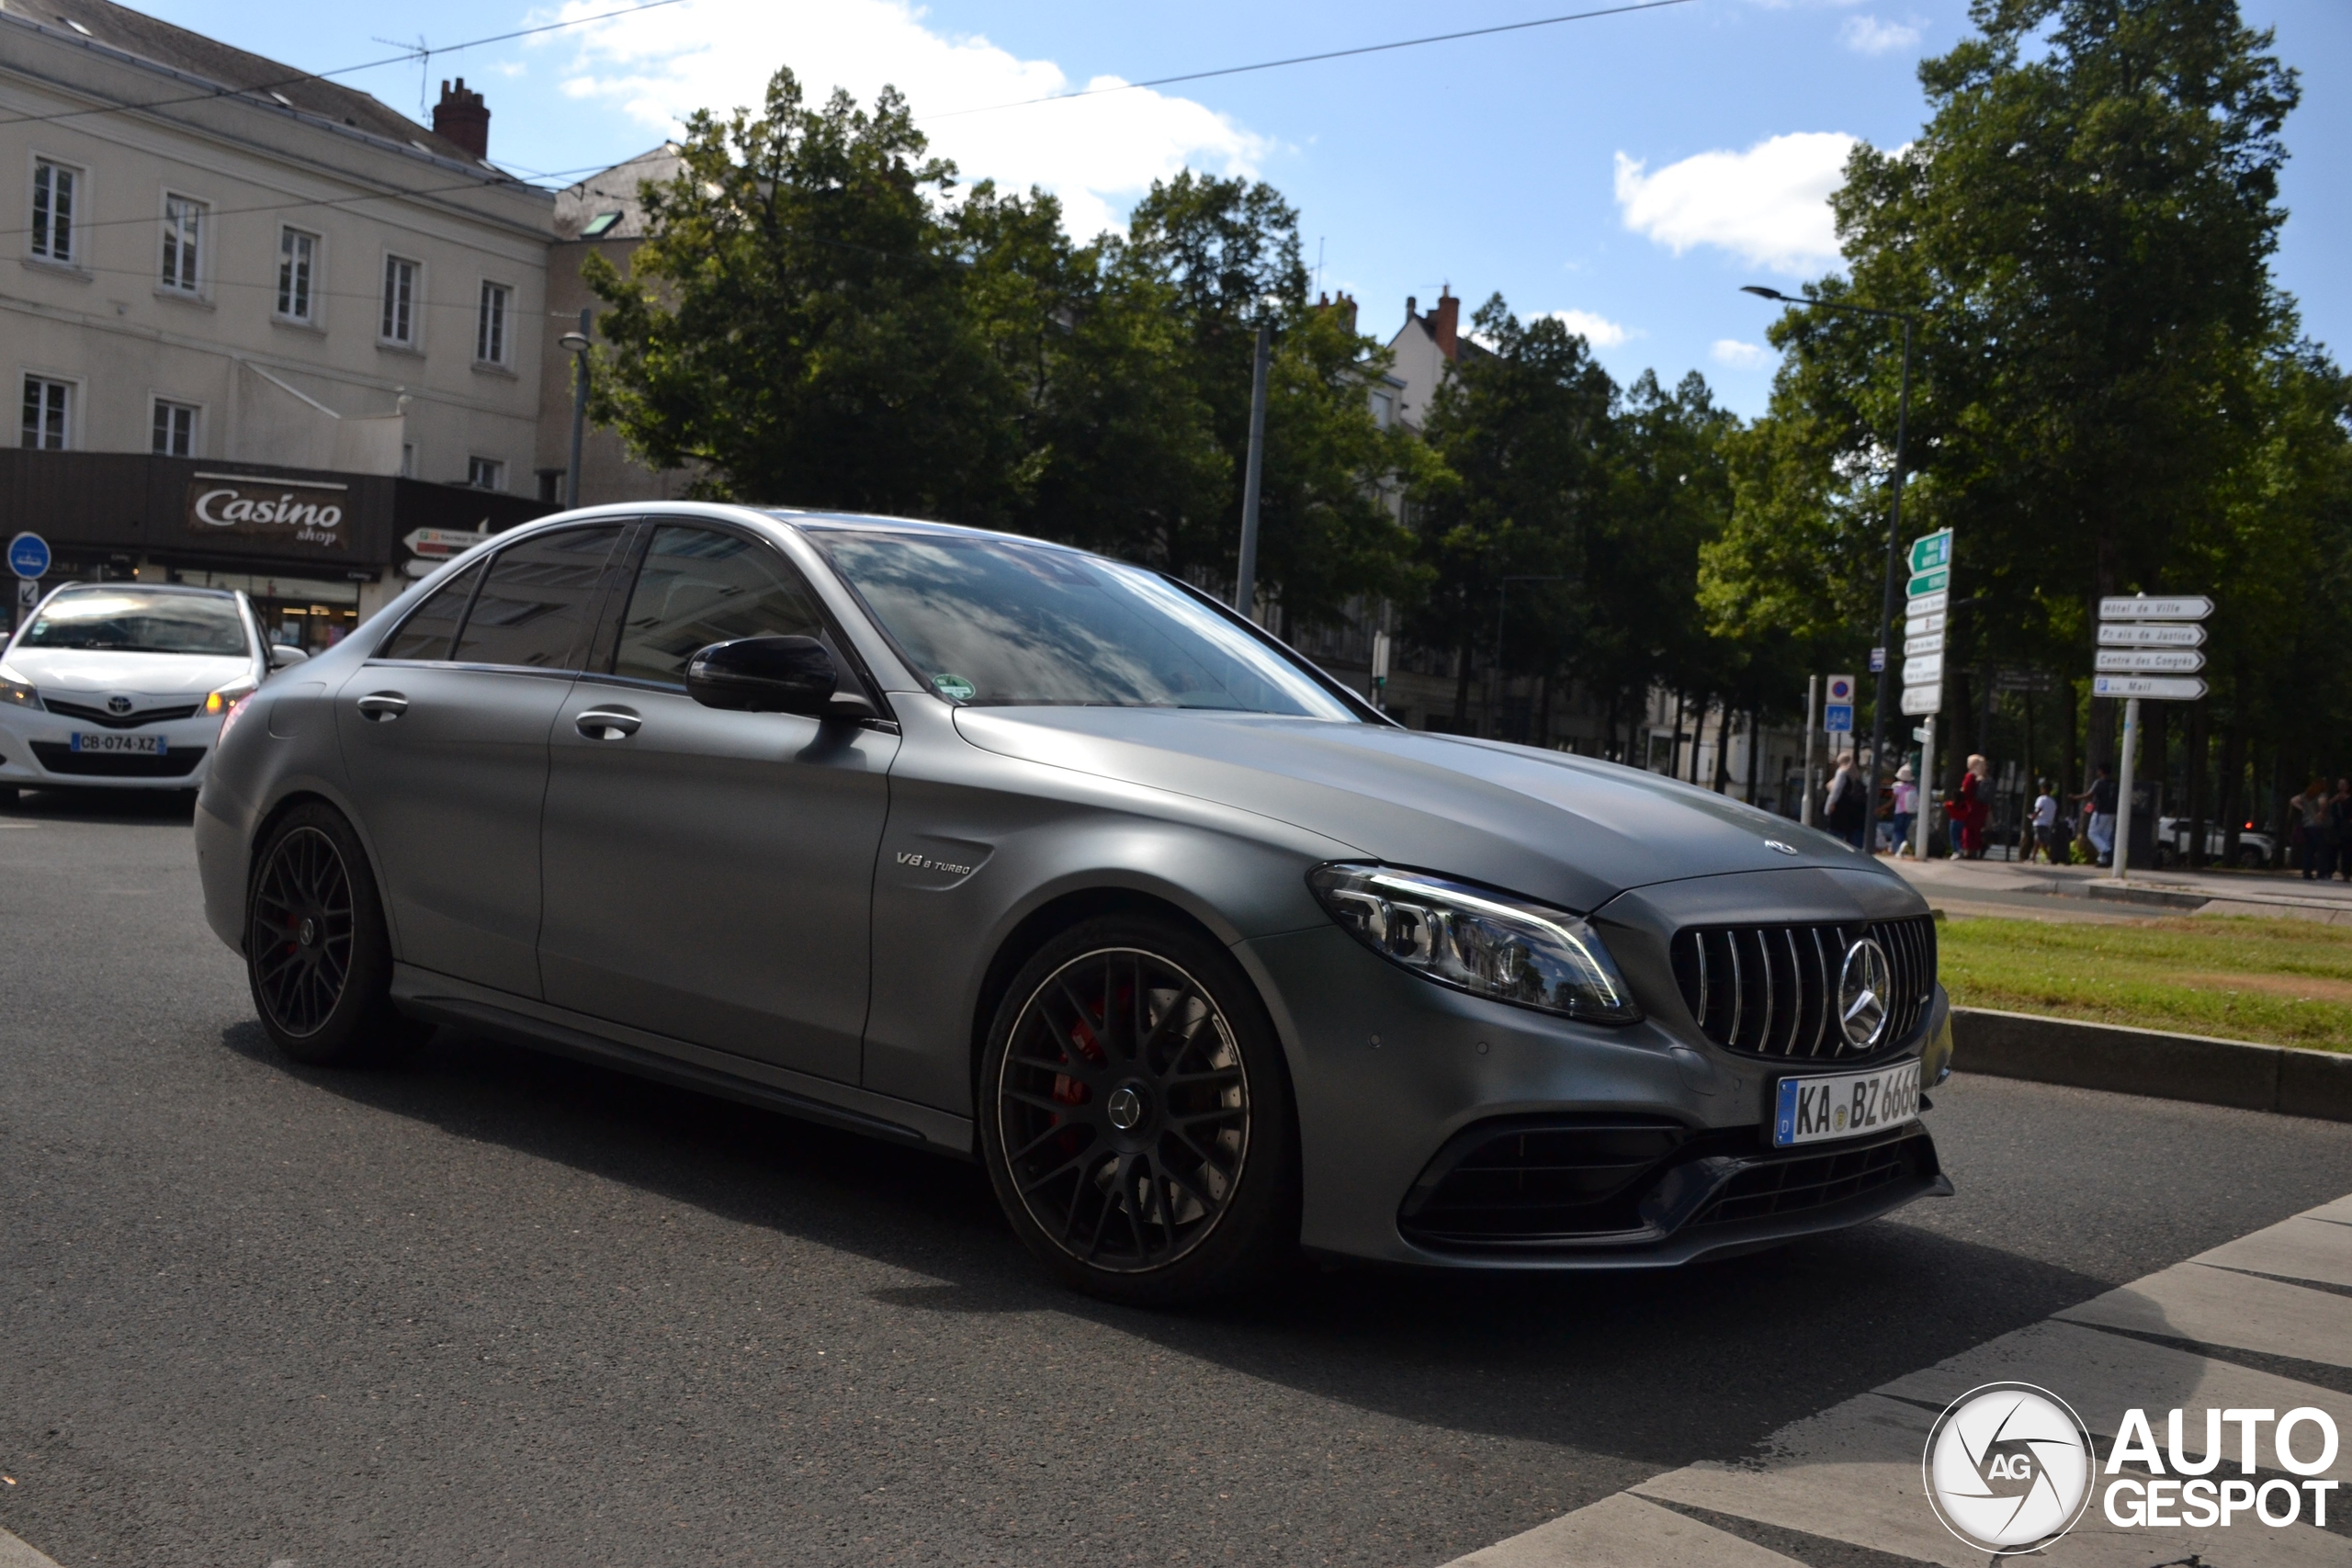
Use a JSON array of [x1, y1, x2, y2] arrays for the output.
[[245, 803, 425, 1066], [978, 915, 1299, 1306], [2237, 847, 2266, 870]]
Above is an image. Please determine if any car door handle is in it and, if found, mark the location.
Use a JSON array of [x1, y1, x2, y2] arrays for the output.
[[575, 707, 641, 739], [356, 693, 408, 721]]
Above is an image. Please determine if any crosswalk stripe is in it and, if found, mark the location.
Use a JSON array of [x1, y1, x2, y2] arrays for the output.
[[2056, 1261, 2352, 1368], [1440, 1190, 2352, 1568], [1444, 1491, 1808, 1567], [0, 1526, 62, 1568]]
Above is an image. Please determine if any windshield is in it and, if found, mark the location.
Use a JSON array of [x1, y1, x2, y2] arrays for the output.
[[811, 530, 1358, 718], [17, 589, 249, 656]]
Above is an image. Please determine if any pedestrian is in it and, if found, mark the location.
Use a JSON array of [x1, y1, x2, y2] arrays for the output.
[[1958, 754, 1990, 860], [2029, 778, 2061, 864], [2293, 779, 2331, 879], [1825, 750, 1867, 851], [2077, 762, 2119, 867], [1891, 764, 1917, 856]]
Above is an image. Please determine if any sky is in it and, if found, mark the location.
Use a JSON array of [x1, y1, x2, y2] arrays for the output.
[[148, 0, 2351, 418]]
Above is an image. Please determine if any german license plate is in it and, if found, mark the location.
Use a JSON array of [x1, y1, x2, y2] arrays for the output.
[[1773, 1060, 1921, 1147], [69, 731, 166, 755]]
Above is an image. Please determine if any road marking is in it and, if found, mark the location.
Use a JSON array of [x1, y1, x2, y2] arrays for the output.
[[1442, 1192, 2352, 1567], [0, 1525, 62, 1568], [1447, 1491, 1806, 1567]]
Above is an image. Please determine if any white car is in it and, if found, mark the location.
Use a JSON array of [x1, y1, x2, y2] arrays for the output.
[[0, 583, 305, 802], [2154, 815, 2276, 870]]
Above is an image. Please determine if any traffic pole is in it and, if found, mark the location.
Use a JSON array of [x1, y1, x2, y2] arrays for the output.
[[1233, 321, 1272, 623], [2111, 695, 2140, 882], [1915, 716, 1936, 859], [1801, 675, 1819, 827], [565, 307, 590, 510]]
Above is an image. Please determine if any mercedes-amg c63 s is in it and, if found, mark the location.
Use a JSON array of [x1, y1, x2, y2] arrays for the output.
[[197, 505, 1953, 1303]]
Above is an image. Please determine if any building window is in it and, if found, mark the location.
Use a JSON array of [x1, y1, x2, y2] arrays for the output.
[[30, 159, 77, 262], [277, 228, 318, 321], [153, 398, 198, 457], [475, 280, 512, 365], [400, 443, 416, 478], [380, 254, 419, 345], [22, 376, 71, 448], [467, 456, 505, 491], [160, 194, 204, 292]]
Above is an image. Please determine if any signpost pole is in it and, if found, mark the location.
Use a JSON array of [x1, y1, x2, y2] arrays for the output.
[[1866, 316, 1914, 852], [1915, 716, 1936, 858], [1802, 675, 1819, 827], [2111, 696, 2141, 883], [1233, 321, 1272, 623]]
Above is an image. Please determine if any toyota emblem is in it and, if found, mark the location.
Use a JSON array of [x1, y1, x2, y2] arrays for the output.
[[1837, 937, 1893, 1049], [106, 694, 134, 716]]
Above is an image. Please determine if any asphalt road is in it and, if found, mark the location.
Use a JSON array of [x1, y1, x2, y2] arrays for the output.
[[6, 790, 2352, 1568]]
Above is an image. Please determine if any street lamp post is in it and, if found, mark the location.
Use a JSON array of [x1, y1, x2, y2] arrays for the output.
[[1742, 285, 1920, 851], [559, 309, 592, 510]]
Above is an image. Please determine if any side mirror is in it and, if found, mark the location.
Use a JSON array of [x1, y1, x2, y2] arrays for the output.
[[685, 636, 842, 717], [267, 643, 310, 669]]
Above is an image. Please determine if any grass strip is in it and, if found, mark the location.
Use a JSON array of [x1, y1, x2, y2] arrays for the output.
[[1938, 914, 2352, 1052]]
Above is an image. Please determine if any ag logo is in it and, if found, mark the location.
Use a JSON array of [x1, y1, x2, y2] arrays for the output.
[[1924, 1382, 2094, 1554], [1837, 937, 1893, 1049]]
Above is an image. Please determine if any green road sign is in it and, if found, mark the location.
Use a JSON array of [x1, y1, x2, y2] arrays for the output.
[[1906, 568, 1949, 598], [1908, 529, 1952, 575]]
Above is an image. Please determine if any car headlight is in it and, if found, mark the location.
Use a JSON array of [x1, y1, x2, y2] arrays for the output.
[[204, 680, 258, 716], [1307, 864, 1641, 1024], [0, 663, 40, 712]]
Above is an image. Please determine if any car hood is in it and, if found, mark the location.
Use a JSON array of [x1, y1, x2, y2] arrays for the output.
[[4, 647, 253, 696], [952, 707, 1903, 913]]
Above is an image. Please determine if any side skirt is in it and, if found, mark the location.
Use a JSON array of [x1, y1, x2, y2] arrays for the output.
[[390, 964, 977, 1158]]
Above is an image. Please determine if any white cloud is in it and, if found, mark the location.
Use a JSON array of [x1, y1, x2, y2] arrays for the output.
[[1842, 16, 1922, 54], [543, 0, 1269, 240], [1613, 131, 1856, 275], [1711, 338, 1769, 368], [1539, 309, 1636, 348]]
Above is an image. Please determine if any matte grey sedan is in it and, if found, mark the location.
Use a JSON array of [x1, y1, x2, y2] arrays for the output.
[[197, 505, 1954, 1303]]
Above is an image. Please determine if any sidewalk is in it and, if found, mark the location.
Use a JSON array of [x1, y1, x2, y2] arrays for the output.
[[1884, 852, 2352, 924]]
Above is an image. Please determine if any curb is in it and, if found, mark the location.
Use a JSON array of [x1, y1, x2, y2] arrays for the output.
[[1952, 1007, 2352, 1122]]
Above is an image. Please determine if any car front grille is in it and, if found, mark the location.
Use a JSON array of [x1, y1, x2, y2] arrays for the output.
[[41, 697, 203, 728], [29, 742, 205, 778], [1670, 916, 1936, 1059], [1690, 1129, 1933, 1227]]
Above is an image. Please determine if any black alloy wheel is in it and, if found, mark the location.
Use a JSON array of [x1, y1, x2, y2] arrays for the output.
[[981, 919, 1297, 1304], [251, 825, 355, 1038], [245, 803, 423, 1066]]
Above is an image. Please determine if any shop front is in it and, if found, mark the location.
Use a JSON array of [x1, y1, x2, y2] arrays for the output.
[[0, 452, 553, 649]]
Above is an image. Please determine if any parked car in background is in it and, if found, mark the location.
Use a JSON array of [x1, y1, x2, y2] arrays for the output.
[[2154, 816, 2275, 869], [0, 583, 303, 802], [196, 504, 1954, 1304]]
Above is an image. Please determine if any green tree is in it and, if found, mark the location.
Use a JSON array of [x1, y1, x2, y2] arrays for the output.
[[584, 69, 1022, 520]]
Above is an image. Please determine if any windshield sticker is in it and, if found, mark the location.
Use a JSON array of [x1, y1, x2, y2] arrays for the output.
[[933, 673, 977, 702]]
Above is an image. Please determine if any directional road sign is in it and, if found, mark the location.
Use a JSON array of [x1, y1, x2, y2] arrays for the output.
[[1903, 651, 1945, 687], [8, 531, 51, 579], [1903, 631, 1944, 658], [1905, 609, 1946, 637], [16, 579, 38, 617], [2094, 674, 2207, 701], [2098, 622, 2204, 648], [1907, 569, 1949, 598], [1905, 589, 1949, 618], [1901, 684, 1942, 716], [401, 526, 490, 560], [2096, 649, 2205, 674], [1908, 529, 1953, 575], [2098, 594, 2211, 622]]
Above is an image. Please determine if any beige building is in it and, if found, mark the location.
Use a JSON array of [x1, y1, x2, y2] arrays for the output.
[[3, 0, 552, 563]]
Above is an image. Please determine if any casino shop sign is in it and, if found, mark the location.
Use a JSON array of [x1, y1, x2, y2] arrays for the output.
[[187, 472, 351, 550]]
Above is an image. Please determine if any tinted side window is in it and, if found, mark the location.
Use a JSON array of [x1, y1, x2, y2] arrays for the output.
[[612, 525, 826, 684], [451, 525, 624, 671], [378, 559, 483, 661]]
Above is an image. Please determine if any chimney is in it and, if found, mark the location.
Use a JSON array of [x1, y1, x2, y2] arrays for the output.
[[1329, 289, 1358, 336], [433, 77, 490, 159], [1431, 286, 1460, 361]]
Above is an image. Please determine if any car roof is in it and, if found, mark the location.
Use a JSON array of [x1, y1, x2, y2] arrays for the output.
[[45, 581, 240, 599], [763, 510, 1097, 556]]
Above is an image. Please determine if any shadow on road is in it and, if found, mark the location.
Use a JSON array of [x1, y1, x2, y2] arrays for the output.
[[0, 784, 198, 824], [218, 1015, 2122, 1474]]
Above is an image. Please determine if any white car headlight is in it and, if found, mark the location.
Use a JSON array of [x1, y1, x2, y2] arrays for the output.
[[0, 663, 41, 712], [1308, 864, 1642, 1024]]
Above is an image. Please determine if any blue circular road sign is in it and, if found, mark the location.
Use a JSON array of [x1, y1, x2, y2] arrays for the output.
[[8, 532, 51, 580]]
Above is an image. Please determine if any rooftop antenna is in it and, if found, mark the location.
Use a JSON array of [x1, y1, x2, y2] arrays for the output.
[[371, 34, 431, 118]]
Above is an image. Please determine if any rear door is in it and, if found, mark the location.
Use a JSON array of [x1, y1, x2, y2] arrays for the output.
[[336, 523, 628, 998], [537, 521, 897, 1083]]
